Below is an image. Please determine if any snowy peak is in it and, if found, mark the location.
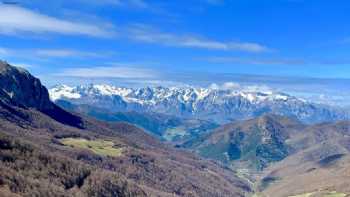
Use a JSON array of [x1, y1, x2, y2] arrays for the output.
[[50, 85, 81, 101], [49, 84, 296, 104], [49, 84, 348, 124]]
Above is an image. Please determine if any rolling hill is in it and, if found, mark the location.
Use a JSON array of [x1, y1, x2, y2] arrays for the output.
[[188, 113, 350, 196]]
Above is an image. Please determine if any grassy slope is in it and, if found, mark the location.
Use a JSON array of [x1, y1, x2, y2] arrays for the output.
[[60, 138, 123, 157]]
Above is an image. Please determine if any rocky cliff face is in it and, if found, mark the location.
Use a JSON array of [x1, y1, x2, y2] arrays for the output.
[[0, 61, 82, 128], [0, 61, 53, 111]]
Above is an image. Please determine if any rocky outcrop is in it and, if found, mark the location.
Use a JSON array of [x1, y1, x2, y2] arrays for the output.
[[0, 61, 53, 110], [0, 61, 82, 128]]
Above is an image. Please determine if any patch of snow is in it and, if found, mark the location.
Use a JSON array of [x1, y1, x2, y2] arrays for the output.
[[49, 85, 81, 101]]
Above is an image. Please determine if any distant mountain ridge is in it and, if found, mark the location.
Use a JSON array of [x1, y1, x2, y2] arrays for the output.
[[49, 84, 349, 124]]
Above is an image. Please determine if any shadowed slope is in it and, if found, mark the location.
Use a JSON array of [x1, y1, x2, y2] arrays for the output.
[[0, 61, 83, 128]]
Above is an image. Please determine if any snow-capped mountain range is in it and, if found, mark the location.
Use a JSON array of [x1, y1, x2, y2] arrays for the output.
[[49, 84, 349, 123]]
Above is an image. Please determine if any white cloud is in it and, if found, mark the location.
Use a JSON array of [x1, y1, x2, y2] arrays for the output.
[[0, 5, 115, 37], [204, 56, 350, 66], [57, 64, 158, 79], [0, 47, 114, 59], [208, 82, 241, 90], [243, 85, 273, 93], [34, 49, 107, 58], [205, 57, 304, 65], [209, 83, 220, 89], [124, 79, 187, 87], [208, 82, 274, 93], [12, 62, 36, 69], [222, 82, 241, 89], [128, 25, 270, 53]]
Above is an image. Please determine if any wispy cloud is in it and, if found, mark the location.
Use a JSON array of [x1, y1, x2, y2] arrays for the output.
[[0, 5, 115, 37], [204, 56, 350, 66], [204, 56, 305, 65], [0, 5, 269, 53], [209, 82, 241, 90], [57, 63, 159, 79], [0, 47, 114, 59], [208, 82, 274, 93], [127, 25, 271, 53], [33, 49, 111, 58], [12, 62, 37, 69]]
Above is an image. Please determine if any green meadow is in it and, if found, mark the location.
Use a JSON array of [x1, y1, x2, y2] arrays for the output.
[[61, 138, 123, 157]]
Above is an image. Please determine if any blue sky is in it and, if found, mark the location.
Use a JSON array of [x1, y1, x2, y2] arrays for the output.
[[1, 0, 350, 105]]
